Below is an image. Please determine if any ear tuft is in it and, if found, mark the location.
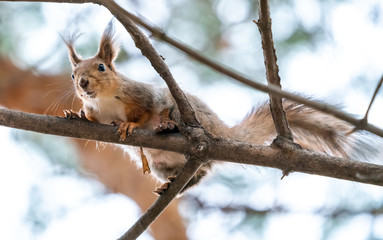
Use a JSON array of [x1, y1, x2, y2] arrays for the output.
[[61, 32, 82, 68], [98, 20, 120, 68]]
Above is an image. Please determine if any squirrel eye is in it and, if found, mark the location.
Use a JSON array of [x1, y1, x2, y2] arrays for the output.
[[98, 64, 106, 72], [71, 73, 75, 80]]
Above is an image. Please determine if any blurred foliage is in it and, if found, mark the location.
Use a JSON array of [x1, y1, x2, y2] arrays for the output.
[[9, 131, 106, 236], [11, 131, 81, 173], [0, 3, 44, 56], [25, 186, 51, 234]]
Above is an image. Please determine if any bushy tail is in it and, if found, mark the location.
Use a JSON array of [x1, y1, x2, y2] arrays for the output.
[[231, 100, 371, 159]]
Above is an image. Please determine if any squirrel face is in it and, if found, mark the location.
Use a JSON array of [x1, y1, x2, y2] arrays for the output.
[[71, 57, 119, 99], [63, 21, 120, 101]]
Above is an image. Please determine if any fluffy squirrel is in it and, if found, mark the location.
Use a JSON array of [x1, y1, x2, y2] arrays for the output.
[[63, 22, 361, 194]]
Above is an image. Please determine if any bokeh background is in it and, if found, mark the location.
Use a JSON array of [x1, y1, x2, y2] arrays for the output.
[[1, 0, 383, 239]]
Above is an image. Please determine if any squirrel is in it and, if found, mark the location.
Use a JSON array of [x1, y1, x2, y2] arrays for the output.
[[63, 21, 362, 194]]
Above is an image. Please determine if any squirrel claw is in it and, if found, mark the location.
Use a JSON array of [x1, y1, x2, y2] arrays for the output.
[[117, 123, 128, 141], [64, 109, 87, 120], [154, 182, 170, 196], [153, 176, 176, 196], [167, 175, 176, 182], [117, 121, 139, 141]]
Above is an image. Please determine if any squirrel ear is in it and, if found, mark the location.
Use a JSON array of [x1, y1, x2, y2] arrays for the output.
[[98, 20, 120, 68], [62, 33, 82, 68]]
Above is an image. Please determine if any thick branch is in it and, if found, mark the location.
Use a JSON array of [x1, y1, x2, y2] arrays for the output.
[[1, 108, 383, 186], [209, 139, 383, 185], [2, 0, 383, 139], [0, 108, 192, 151], [256, 0, 292, 140]]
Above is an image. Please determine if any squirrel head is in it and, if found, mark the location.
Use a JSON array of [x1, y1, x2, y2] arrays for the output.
[[63, 21, 121, 100]]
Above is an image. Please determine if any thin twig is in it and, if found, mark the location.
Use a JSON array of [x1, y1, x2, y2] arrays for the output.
[[118, 156, 204, 239], [1, 108, 383, 186], [348, 75, 383, 134], [187, 195, 383, 217], [364, 75, 383, 120], [2, 0, 383, 138], [255, 0, 293, 140]]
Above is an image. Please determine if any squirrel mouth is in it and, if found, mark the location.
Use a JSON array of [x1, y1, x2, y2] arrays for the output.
[[85, 91, 97, 98]]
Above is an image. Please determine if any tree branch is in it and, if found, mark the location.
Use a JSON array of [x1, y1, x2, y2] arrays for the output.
[[1, 108, 383, 186], [2, 0, 383, 139], [118, 156, 204, 240], [255, 0, 293, 140]]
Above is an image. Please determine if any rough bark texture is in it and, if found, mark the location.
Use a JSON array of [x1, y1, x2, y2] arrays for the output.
[[1, 108, 383, 186]]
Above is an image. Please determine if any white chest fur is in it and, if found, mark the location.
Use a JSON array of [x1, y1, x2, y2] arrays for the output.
[[84, 97, 127, 124]]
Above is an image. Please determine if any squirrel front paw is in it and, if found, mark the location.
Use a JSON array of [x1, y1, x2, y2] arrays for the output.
[[63, 109, 88, 120], [116, 121, 139, 141]]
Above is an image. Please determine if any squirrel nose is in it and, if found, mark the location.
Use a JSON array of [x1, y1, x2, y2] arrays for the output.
[[79, 78, 89, 89]]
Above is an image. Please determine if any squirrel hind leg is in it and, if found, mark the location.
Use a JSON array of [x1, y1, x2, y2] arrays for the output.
[[154, 108, 179, 133], [154, 119, 179, 133], [153, 163, 211, 196], [154, 176, 176, 196]]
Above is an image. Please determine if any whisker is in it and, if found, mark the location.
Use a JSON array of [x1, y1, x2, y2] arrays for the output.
[[44, 90, 68, 114], [84, 140, 90, 148], [44, 86, 77, 115], [71, 91, 77, 110]]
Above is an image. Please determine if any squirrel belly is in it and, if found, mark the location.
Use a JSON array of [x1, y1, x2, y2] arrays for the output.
[[82, 96, 128, 124], [63, 21, 363, 193]]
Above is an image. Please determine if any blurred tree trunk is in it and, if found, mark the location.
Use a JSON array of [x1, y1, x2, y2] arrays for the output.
[[0, 57, 187, 240]]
